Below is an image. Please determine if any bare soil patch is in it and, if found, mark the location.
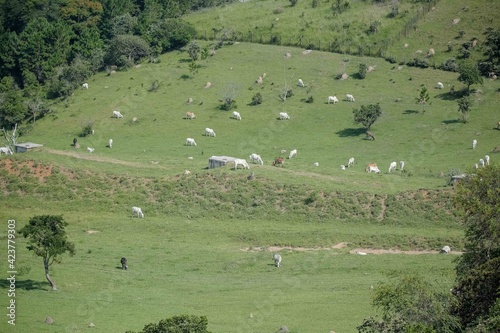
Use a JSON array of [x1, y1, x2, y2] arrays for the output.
[[1, 159, 53, 182]]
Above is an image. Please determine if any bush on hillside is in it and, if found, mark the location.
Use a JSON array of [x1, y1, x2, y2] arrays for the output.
[[250, 93, 262, 106], [126, 314, 211, 333], [407, 57, 429, 68], [439, 58, 459, 72]]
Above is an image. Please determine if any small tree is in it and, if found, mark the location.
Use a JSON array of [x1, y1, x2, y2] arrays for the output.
[[220, 83, 238, 111], [353, 103, 382, 130], [187, 41, 200, 61], [1, 123, 19, 153], [250, 92, 262, 106], [20, 215, 75, 290], [457, 95, 472, 123], [358, 63, 368, 79], [416, 86, 430, 113], [458, 62, 483, 94]]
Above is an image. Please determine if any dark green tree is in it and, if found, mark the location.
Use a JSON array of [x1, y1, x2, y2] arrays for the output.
[[105, 34, 150, 67], [457, 95, 472, 123], [357, 274, 461, 333], [0, 76, 26, 129], [452, 165, 500, 330], [478, 28, 500, 76], [20, 215, 76, 291], [416, 86, 430, 113], [187, 41, 201, 61], [353, 103, 382, 130], [358, 63, 368, 79], [126, 314, 211, 333], [457, 62, 483, 94], [146, 18, 196, 54]]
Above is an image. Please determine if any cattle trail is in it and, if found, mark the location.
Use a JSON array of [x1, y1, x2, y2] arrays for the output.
[[378, 195, 388, 221]]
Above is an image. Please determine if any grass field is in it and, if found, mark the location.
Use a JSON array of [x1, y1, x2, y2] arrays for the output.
[[1, 1, 499, 332]]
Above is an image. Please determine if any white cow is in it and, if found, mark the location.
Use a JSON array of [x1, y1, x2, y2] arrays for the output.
[[87, 147, 95, 153], [472, 139, 477, 149], [298, 79, 305, 87], [328, 96, 339, 104], [273, 253, 282, 268], [439, 246, 451, 254], [108, 139, 113, 148], [479, 158, 485, 167], [232, 111, 241, 120], [0, 147, 13, 155], [132, 206, 144, 218], [234, 158, 250, 170], [388, 161, 397, 173], [340, 165, 346, 170], [279, 112, 290, 120], [436, 82, 444, 89], [366, 163, 381, 173], [288, 149, 297, 159], [205, 128, 216, 137], [112, 110, 123, 118], [345, 94, 355, 102], [348, 157, 355, 167], [249, 153, 264, 165], [313, 162, 319, 167], [484, 155, 490, 165], [82, 83, 89, 89], [185, 112, 196, 120], [186, 138, 197, 146], [399, 161, 405, 170]]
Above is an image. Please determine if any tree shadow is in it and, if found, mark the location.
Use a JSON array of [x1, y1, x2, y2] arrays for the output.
[[402, 109, 419, 115], [435, 92, 461, 101], [0, 279, 48, 291], [336, 128, 366, 137], [442, 119, 462, 124]]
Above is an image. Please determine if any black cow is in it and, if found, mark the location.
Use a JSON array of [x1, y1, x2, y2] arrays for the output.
[[120, 257, 128, 270], [73, 138, 77, 146]]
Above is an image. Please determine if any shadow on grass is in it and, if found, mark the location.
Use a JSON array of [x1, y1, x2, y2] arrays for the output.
[[435, 92, 461, 101], [403, 109, 419, 115], [0, 279, 47, 291], [336, 128, 366, 138], [442, 119, 462, 124]]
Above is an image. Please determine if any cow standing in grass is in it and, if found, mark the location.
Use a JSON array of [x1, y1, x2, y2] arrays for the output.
[[121, 257, 128, 270]]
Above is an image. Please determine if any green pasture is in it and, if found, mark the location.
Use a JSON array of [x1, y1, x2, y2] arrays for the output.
[[1, 2, 499, 331], [1, 210, 458, 333]]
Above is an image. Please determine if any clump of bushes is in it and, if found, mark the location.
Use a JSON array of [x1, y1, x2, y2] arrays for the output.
[[439, 58, 459, 72], [250, 93, 263, 106], [407, 58, 429, 68]]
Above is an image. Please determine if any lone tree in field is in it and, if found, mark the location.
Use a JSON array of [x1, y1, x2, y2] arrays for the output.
[[20, 215, 75, 290], [353, 103, 382, 130], [416, 85, 430, 113], [457, 61, 483, 94]]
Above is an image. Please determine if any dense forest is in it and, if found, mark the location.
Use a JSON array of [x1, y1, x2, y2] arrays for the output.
[[0, 0, 237, 130]]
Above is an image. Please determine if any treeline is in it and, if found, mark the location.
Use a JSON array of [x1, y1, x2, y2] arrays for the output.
[[0, 0, 237, 130]]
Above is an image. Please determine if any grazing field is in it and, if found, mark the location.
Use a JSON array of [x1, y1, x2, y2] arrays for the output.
[[1, 3, 499, 331]]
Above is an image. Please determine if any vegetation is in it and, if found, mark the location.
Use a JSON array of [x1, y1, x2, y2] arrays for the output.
[[457, 62, 483, 94], [127, 315, 211, 333], [353, 103, 382, 130], [457, 95, 472, 123], [20, 215, 75, 290]]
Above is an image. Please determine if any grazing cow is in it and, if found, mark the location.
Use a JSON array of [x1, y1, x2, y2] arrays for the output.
[[313, 162, 319, 166], [436, 82, 444, 89], [273, 253, 282, 267], [472, 139, 477, 149], [112, 110, 123, 118], [232, 111, 241, 120], [205, 128, 216, 137], [298, 79, 305, 87], [82, 83, 89, 89], [185, 112, 196, 120], [272, 157, 285, 167], [288, 149, 297, 159], [247, 172, 255, 180], [120, 257, 128, 270], [204, 82, 212, 88], [366, 163, 381, 173], [340, 165, 346, 170], [0, 147, 13, 155], [234, 158, 250, 170], [484, 155, 490, 165], [73, 138, 77, 146], [479, 158, 485, 167], [439, 246, 451, 254], [132, 206, 144, 218], [87, 147, 95, 153], [279, 112, 290, 120], [328, 96, 339, 104], [186, 138, 197, 146], [474, 163, 479, 169], [497, 121, 500, 130], [348, 157, 355, 167], [108, 139, 113, 148], [249, 153, 264, 165], [388, 161, 397, 173], [365, 131, 375, 140], [256, 76, 263, 84], [345, 94, 355, 102], [356, 250, 367, 255], [399, 161, 405, 170], [187, 97, 193, 104]]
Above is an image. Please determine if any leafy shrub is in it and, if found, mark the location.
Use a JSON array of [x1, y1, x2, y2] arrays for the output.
[[80, 120, 94, 137], [273, 8, 283, 14], [250, 93, 262, 106], [407, 58, 429, 68], [312, 0, 319, 8], [439, 58, 459, 72], [305, 95, 314, 103], [385, 56, 397, 64], [358, 63, 368, 79], [289, 0, 299, 6]]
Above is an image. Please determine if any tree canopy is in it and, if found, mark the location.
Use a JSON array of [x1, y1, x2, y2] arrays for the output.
[[353, 103, 382, 130], [457, 62, 483, 93], [126, 314, 211, 333], [20, 215, 75, 290]]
